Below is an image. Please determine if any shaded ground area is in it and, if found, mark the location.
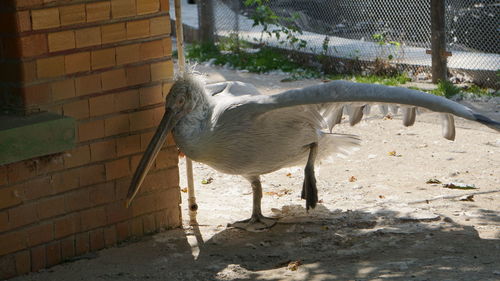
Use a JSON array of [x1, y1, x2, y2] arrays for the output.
[[13, 66, 500, 281]]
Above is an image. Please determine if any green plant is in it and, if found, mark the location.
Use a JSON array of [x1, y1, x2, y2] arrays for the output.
[[431, 81, 461, 98]]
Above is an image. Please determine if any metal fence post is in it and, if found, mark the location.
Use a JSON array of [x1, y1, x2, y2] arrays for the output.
[[430, 0, 448, 83], [198, 0, 215, 44]]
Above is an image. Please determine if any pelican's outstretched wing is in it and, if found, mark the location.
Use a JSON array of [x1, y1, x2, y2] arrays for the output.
[[226, 80, 499, 140]]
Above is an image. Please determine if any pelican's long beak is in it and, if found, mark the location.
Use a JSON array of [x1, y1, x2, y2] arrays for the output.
[[125, 110, 176, 207]]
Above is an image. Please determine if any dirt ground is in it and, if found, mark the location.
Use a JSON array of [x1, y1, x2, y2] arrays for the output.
[[14, 66, 500, 281]]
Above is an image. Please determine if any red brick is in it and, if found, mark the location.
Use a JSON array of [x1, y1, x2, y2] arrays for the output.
[[89, 229, 105, 251], [139, 85, 163, 107], [9, 203, 39, 229], [60, 4, 86, 26], [137, 0, 159, 15], [16, 11, 31, 32], [0, 231, 26, 256], [51, 169, 80, 193], [65, 188, 90, 212], [150, 15, 170, 36], [140, 40, 164, 60], [151, 60, 173, 81], [106, 201, 132, 224], [7, 160, 36, 184], [167, 206, 181, 228], [155, 147, 178, 169], [46, 242, 61, 267], [51, 79, 75, 101], [20, 61, 37, 83], [114, 90, 139, 112], [105, 157, 130, 180], [0, 166, 7, 186], [141, 168, 174, 192], [26, 222, 53, 247], [91, 48, 115, 70], [156, 188, 180, 211], [159, 0, 169, 11], [129, 108, 156, 131], [130, 217, 143, 237], [104, 225, 117, 247], [90, 139, 117, 162], [5, 35, 48, 58], [37, 56, 65, 78], [78, 119, 105, 142], [126, 19, 149, 39], [32, 8, 60, 30], [115, 221, 129, 242], [162, 82, 173, 99], [89, 182, 115, 206], [116, 43, 139, 65], [37, 196, 65, 219], [15, 250, 31, 275], [86, 1, 111, 22], [111, 0, 136, 19], [162, 37, 172, 56], [116, 135, 141, 156], [60, 237, 75, 260], [54, 214, 80, 239], [131, 193, 156, 216], [130, 154, 142, 172], [81, 207, 106, 231], [65, 51, 90, 74], [13, 0, 43, 8], [89, 94, 114, 117], [63, 99, 90, 120], [104, 115, 129, 136], [48, 30, 75, 52], [101, 22, 126, 44], [75, 27, 101, 48], [75, 73, 102, 96], [140, 131, 154, 150], [0, 212, 8, 232], [114, 177, 131, 201], [35, 155, 65, 175], [126, 64, 150, 86], [155, 210, 168, 229], [101, 69, 127, 91], [75, 232, 89, 255], [30, 245, 46, 272], [0, 185, 23, 209], [143, 213, 156, 233], [23, 176, 52, 201], [63, 145, 91, 168], [21, 83, 51, 106], [79, 164, 106, 186]]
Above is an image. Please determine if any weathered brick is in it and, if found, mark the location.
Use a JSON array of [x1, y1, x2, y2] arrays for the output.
[[140, 40, 164, 60], [51, 79, 75, 101], [75, 232, 89, 255], [16, 11, 31, 32], [0, 231, 26, 256], [104, 115, 129, 136], [37, 195, 65, 219], [23, 176, 52, 201], [89, 182, 115, 205], [79, 164, 106, 186], [75, 27, 101, 48], [46, 242, 61, 267], [26, 222, 53, 247], [54, 213, 81, 239], [60, 236, 75, 260], [126, 64, 150, 86], [89, 94, 114, 117], [63, 99, 90, 120], [104, 225, 117, 247], [7, 161, 36, 184], [114, 90, 140, 111], [130, 217, 143, 237], [90, 139, 117, 162], [91, 48, 116, 70], [115, 221, 129, 242], [137, 0, 159, 15], [37, 56, 65, 78], [30, 245, 46, 272], [167, 206, 181, 228], [117, 135, 141, 156], [65, 188, 90, 212], [111, 0, 136, 18], [15, 250, 31, 275], [139, 84, 163, 106], [8, 203, 38, 229], [75, 73, 102, 96], [51, 169, 80, 193], [21, 83, 51, 106], [81, 207, 106, 231], [150, 15, 170, 36], [129, 108, 156, 131], [16, 34, 48, 57], [65, 51, 90, 74], [143, 213, 156, 233], [60, 4, 86, 26], [151, 60, 173, 81], [106, 201, 132, 224], [78, 119, 105, 142], [32, 8, 60, 30], [116, 43, 140, 65], [0, 185, 23, 209], [126, 19, 149, 39], [101, 22, 126, 44], [89, 229, 105, 251], [0, 256, 16, 278], [105, 157, 130, 180], [64, 145, 90, 169], [155, 209, 168, 229], [87, 1, 111, 22], [48, 31, 76, 52], [101, 68, 127, 91], [131, 193, 156, 216]]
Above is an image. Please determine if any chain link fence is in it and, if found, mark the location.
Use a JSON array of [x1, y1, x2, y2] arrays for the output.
[[207, 0, 499, 86]]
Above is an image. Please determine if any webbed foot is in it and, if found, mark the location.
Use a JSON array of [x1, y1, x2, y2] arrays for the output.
[[228, 215, 277, 232]]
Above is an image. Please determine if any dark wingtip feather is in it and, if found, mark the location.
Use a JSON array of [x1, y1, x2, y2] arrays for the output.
[[473, 114, 500, 132]]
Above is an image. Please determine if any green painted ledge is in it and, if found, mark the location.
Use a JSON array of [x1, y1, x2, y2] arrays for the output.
[[0, 113, 76, 166]]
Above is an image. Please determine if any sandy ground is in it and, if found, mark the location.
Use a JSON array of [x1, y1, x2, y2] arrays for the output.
[[13, 66, 500, 281]]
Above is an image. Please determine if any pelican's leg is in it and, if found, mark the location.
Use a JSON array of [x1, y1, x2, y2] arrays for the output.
[[228, 176, 277, 231], [301, 142, 318, 210]]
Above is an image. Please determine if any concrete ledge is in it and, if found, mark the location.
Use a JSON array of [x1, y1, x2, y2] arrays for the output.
[[0, 113, 76, 165]]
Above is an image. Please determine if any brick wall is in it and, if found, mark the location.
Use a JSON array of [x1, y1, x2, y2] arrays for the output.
[[0, 0, 180, 278]]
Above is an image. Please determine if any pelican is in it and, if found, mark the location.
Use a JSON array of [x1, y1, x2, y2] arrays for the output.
[[126, 72, 499, 231]]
